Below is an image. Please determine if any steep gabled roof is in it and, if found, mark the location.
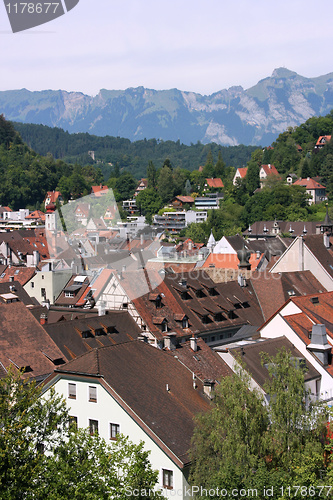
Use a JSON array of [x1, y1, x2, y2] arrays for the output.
[[260, 164, 279, 176], [52, 341, 211, 466], [293, 178, 326, 190]]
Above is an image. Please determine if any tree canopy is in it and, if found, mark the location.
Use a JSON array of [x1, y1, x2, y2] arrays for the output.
[[190, 348, 332, 499], [0, 369, 161, 499]]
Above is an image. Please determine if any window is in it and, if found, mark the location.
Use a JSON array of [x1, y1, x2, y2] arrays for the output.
[[41, 288, 46, 298], [65, 292, 74, 298], [31, 282, 35, 289], [89, 419, 98, 435], [89, 386, 97, 402], [110, 423, 120, 440], [162, 469, 173, 489], [69, 415, 78, 429], [68, 383, 76, 399]]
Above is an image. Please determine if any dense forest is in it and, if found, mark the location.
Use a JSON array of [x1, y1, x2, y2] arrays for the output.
[[13, 122, 258, 180]]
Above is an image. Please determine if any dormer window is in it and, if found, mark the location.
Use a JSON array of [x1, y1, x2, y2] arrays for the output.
[[182, 317, 189, 328], [162, 320, 168, 333]]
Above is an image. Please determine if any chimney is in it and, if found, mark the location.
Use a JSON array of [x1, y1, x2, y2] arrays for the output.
[[40, 312, 48, 325], [324, 233, 330, 249], [9, 276, 14, 282], [98, 301, 106, 316], [203, 379, 215, 399], [307, 324, 331, 365], [190, 336, 198, 352], [164, 332, 177, 350], [140, 234, 144, 245]]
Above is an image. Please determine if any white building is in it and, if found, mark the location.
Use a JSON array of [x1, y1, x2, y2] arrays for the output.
[[42, 341, 211, 499]]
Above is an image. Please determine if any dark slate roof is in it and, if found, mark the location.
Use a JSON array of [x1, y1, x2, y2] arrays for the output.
[[229, 337, 320, 390], [54, 341, 211, 465], [43, 311, 142, 360]]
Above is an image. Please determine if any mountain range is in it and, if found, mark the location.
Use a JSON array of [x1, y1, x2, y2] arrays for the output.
[[1, 68, 333, 146]]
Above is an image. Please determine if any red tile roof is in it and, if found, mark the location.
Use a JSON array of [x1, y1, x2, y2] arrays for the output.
[[205, 178, 224, 188], [202, 253, 263, 270], [316, 135, 331, 146], [25, 210, 45, 221], [91, 185, 108, 196], [0, 266, 36, 286], [236, 167, 248, 178], [260, 164, 279, 177], [293, 178, 326, 190]]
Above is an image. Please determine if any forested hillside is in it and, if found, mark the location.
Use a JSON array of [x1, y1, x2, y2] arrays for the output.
[[0, 115, 103, 210], [13, 122, 257, 180]]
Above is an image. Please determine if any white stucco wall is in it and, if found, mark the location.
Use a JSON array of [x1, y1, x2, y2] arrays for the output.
[[47, 376, 192, 499]]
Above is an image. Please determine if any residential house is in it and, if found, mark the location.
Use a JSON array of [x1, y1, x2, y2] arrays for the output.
[[203, 178, 224, 192], [257, 292, 333, 402], [216, 336, 321, 404], [315, 135, 331, 150], [269, 234, 333, 291], [259, 164, 279, 188], [44, 191, 63, 209], [74, 203, 90, 225], [91, 185, 108, 197], [170, 196, 195, 210], [24, 268, 73, 305], [233, 167, 248, 186], [243, 220, 320, 239], [153, 211, 207, 233], [41, 340, 214, 498], [134, 178, 148, 197], [194, 193, 223, 210], [293, 177, 327, 205]]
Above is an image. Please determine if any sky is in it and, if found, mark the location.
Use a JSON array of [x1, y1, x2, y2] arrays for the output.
[[0, 0, 333, 96]]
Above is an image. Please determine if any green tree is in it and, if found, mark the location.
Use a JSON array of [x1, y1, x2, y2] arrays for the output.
[[136, 188, 163, 223], [157, 164, 175, 203], [0, 369, 162, 500], [147, 160, 157, 189], [190, 349, 331, 499], [214, 150, 226, 178], [190, 367, 269, 497], [115, 172, 137, 200]]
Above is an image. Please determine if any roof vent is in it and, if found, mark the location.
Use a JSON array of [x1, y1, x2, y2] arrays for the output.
[[311, 297, 319, 304]]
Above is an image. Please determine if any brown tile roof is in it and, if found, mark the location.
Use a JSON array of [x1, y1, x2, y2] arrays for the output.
[[229, 337, 320, 391], [0, 302, 65, 379], [174, 195, 195, 203], [0, 266, 36, 286], [131, 270, 263, 341], [303, 234, 333, 278], [55, 275, 91, 307], [250, 271, 327, 321], [53, 341, 212, 465], [0, 280, 38, 305], [165, 337, 232, 382], [43, 311, 142, 360]]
